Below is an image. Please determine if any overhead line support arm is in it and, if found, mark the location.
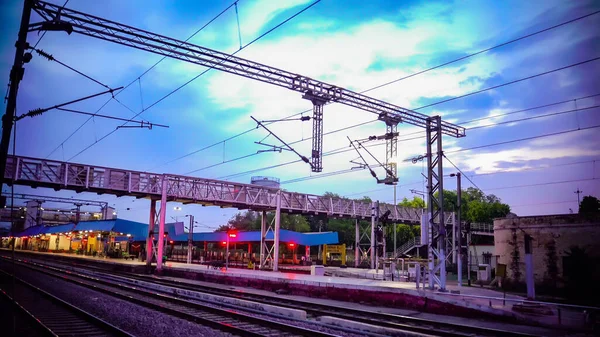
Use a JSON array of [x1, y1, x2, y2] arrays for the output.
[[25, 0, 465, 179]]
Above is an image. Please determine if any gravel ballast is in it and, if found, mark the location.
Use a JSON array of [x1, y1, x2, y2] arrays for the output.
[[0, 262, 233, 337]]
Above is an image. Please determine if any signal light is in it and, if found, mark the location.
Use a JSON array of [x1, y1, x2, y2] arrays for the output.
[[228, 232, 237, 238], [221, 241, 227, 245], [169, 240, 174, 244], [288, 243, 295, 248]]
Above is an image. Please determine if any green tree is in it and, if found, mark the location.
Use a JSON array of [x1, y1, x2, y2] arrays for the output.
[[579, 195, 600, 215], [397, 196, 425, 208]]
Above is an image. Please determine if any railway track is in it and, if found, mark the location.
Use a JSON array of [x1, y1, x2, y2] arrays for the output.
[[0, 258, 342, 337], [0, 268, 133, 337], [21, 255, 539, 337], [1, 253, 544, 337]]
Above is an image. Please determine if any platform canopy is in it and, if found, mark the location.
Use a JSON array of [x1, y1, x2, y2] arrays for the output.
[[9, 219, 147, 239], [170, 222, 338, 246]]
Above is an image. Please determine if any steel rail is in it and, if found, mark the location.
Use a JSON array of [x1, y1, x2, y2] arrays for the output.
[[1, 257, 340, 337]]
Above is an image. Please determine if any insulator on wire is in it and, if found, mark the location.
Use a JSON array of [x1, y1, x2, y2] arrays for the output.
[[27, 108, 45, 118], [300, 116, 310, 121], [35, 49, 54, 61]]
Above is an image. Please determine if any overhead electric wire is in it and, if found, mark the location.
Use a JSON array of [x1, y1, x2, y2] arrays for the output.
[[220, 123, 600, 183], [150, 10, 599, 170], [278, 157, 600, 189], [360, 9, 600, 95], [190, 81, 600, 177], [443, 154, 485, 193], [65, 0, 322, 162], [55, 107, 168, 127], [32, 48, 112, 90], [485, 177, 597, 191], [467, 104, 600, 130], [415, 56, 600, 111], [45, 0, 242, 159], [446, 124, 600, 154]]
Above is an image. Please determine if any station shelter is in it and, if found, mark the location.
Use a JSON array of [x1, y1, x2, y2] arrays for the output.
[[3, 219, 147, 258], [3, 220, 340, 267], [161, 222, 339, 266]]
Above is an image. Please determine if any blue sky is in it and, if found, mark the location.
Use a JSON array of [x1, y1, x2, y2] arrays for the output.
[[1, 0, 599, 230]]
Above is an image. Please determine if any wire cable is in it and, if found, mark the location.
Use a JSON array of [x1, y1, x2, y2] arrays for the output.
[[186, 73, 600, 177], [149, 10, 600, 170], [443, 154, 485, 193], [360, 9, 600, 95], [45, 0, 242, 159], [33, 48, 112, 90], [415, 56, 600, 111], [66, 0, 322, 162], [447, 124, 600, 154]]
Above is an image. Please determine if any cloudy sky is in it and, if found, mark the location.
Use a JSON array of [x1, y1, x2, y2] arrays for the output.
[[1, 0, 599, 230]]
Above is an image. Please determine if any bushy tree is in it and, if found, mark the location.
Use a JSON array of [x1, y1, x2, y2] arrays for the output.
[[579, 195, 600, 215]]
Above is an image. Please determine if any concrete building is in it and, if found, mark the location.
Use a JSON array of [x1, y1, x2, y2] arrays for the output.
[[494, 214, 600, 288]]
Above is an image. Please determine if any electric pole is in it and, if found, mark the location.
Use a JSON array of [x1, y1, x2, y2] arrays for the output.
[[574, 188, 582, 207], [1, 0, 33, 185]]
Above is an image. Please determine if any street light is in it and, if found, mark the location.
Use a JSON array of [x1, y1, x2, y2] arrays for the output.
[[226, 231, 237, 270], [182, 214, 194, 264], [449, 172, 463, 288]]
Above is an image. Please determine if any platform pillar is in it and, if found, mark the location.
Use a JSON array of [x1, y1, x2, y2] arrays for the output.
[[260, 210, 266, 268], [355, 218, 359, 268], [273, 190, 281, 272], [156, 175, 168, 272], [370, 201, 376, 269], [146, 199, 156, 267]]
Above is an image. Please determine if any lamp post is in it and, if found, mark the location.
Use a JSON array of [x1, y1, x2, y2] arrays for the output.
[[226, 231, 237, 270], [450, 172, 462, 288], [173, 206, 182, 222], [185, 215, 194, 264]]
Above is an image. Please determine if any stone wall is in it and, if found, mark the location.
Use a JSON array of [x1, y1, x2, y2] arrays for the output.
[[494, 214, 600, 287]]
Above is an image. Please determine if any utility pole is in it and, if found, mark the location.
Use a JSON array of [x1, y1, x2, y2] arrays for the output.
[[187, 215, 194, 264], [74, 203, 83, 224], [1, 0, 32, 185], [450, 173, 462, 288], [574, 188, 582, 208], [393, 184, 397, 256]]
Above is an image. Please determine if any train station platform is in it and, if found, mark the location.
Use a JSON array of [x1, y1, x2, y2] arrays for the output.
[[1, 248, 592, 331]]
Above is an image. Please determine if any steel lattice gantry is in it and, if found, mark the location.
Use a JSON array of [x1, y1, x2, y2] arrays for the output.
[[1, 1, 466, 289]]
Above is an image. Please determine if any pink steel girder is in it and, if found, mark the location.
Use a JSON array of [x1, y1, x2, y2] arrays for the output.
[[4, 155, 454, 223]]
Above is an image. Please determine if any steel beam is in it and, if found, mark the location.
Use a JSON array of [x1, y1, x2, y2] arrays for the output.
[[456, 173, 462, 288], [260, 210, 266, 268], [146, 199, 155, 267], [426, 116, 446, 290], [273, 190, 281, 272], [311, 102, 324, 172], [354, 218, 359, 268], [156, 175, 168, 272], [25, 1, 465, 181], [0, 0, 32, 186]]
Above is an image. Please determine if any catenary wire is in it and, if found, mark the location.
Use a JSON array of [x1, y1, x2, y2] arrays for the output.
[[150, 11, 600, 169], [188, 64, 600, 176], [45, 0, 242, 159], [65, 0, 322, 162]]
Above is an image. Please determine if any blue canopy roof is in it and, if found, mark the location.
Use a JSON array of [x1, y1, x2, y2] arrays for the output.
[[11, 219, 339, 246], [168, 222, 338, 246], [42, 223, 75, 234], [75, 220, 115, 232]]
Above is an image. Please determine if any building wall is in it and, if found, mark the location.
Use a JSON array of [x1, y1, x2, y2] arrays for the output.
[[494, 214, 600, 286]]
